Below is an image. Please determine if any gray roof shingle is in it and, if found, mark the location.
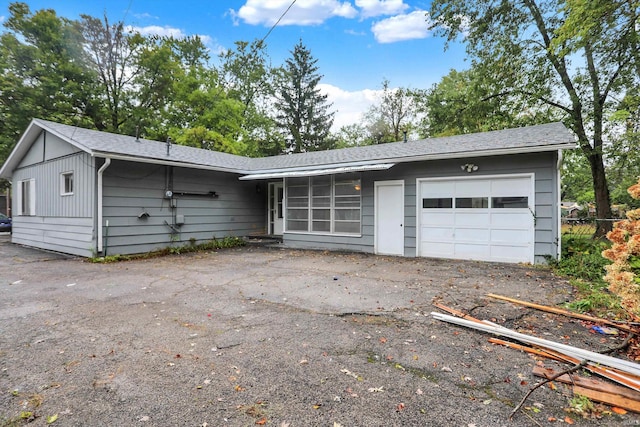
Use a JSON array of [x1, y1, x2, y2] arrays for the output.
[[0, 119, 575, 179]]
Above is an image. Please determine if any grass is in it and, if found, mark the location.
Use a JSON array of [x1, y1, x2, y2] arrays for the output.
[[552, 232, 627, 319], [89, 236, 246, 263]]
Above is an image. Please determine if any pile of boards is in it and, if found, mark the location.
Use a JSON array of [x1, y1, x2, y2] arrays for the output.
[[432, 294, 640, 413]]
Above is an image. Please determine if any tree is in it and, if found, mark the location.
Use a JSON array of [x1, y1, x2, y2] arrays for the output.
[[429, 0, 639, 236], [220, 39, 284, 156], [0, 2, 96, 163], [80, 15, 199, 135], [273, 40, 335, 153], [420, 67, 557, 137], [362, 79, 417, 143]]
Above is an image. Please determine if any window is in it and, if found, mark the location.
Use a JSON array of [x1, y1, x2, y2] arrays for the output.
[[492, 196, 528, 208], [455, 197, 488, 208], [285, 175, 361, 235], [61, 171, 74, 195], [423, 198, 452, 208], [18, 179, 35, 216]]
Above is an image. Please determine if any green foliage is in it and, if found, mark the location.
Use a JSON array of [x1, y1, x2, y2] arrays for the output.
[[361, 79, 419, 143], [273, 40, 335, 153], [88, 236, 246, 263], [429, 0, 639, 236], [550, 235, 624, 316], [419, 67, 557, 138]]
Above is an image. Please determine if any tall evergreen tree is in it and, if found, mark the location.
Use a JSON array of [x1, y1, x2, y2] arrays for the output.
[[273, 40, 335, 153]]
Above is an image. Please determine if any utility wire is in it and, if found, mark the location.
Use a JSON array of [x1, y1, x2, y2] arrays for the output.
[[260, 0, 298, 43]]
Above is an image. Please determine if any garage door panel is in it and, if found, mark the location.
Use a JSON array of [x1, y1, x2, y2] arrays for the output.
[[490, 245, 531, 262], [455, 212, 490, 227], [422, 181, 455, 197], [490, 212, 531, 228], [422, 241, 454, 257], [491, 229, 530, 243], [421, 211, 454, 225], [455, 179, 490, 196], [455, 243, 490, 259], [491, 177, 530, 195], [419, 175, 534, 264], [421, 226, 454, 240]]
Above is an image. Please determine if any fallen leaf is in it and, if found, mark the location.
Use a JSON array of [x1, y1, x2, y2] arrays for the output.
[[416, 388, 423, 395], [396, 403, 405, 411], [441, 366, 452, 372], [313, 404, 322, 409], [612, 407, 627, 415], [368, 386, 384, 393], [548, 382, 556, 390], [379, 337, 387, 344], [46, 414, 58, 424], [547, 417, 557, 422], [564, 416, 574, 424], [234, 385, 245, 392], [139, 416, 150, 422], [256, 418, 267, 425]]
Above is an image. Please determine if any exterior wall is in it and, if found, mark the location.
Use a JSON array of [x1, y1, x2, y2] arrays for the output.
[[101, 160, 266, 255], [11, 151, 96, 257], [283, 151, 560, 263]]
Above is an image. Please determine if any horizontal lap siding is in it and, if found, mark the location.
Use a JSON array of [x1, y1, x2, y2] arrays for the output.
[[284, 152, 559, 262], [11, 217, 94, 257], [102, 161, 265, 255], [11, 152, 95, 256]]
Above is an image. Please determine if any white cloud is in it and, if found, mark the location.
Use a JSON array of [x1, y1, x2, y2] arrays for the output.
[[233, 0, 357, 26], [0, 15, 5, 23], [355, 0, 408, 19], [319, 83, 381, 130], [371, 10, 432, 43]]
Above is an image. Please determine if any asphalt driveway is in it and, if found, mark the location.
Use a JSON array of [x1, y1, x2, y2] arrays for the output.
[[0, 236, 637, 426]]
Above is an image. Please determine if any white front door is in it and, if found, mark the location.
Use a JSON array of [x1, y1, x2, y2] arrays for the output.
[[375, 180, 404, 256], [270, 182, 284, 235]]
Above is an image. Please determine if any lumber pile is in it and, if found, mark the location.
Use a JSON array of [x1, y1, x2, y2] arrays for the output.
[[432, 295, 640, 414]]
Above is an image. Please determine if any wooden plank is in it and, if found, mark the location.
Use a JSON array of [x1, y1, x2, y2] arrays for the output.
[[533, 365, 640, 402], [488, 338, 564, 361], [486, 293, 638, 334], [431, 312, 640, 376], [574, 385, 640, 413]]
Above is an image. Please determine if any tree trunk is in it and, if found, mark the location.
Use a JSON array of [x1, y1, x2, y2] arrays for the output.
[[587, 150, 613, 238]]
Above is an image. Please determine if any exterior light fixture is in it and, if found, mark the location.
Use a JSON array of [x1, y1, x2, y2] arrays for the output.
[[461, 163, 479, 173]]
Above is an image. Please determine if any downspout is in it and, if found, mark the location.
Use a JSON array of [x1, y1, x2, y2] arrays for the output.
[[556, 149, 563, 260], [97, 158, 111, 254]]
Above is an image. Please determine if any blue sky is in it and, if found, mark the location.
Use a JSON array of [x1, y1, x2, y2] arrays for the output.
[[0, 0, 469, 129]]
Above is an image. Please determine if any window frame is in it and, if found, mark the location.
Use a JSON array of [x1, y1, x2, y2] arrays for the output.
[[17, 178, 36, 216], [285, 175, 362, 236], [60, 171, 74, 196]]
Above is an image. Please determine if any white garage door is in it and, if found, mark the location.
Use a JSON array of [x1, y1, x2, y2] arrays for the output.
[[418, 175, 534, 263]]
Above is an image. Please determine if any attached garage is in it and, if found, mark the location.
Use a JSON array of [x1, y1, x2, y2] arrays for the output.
[[418, 174, 535, 263]]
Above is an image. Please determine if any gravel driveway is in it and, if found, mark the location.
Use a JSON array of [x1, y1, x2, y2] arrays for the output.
[[0, 235, 637, 426]]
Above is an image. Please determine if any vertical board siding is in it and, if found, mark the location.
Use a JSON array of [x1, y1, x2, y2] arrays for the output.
[[101, 161, 266, 255], [283, 151, 559, 263], [11, 152, 95, 256]]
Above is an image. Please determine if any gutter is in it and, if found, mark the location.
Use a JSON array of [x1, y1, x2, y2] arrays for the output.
[[242, 143, 578, 178], [97, 158, 111, 254], [557, 149, 564, 260]]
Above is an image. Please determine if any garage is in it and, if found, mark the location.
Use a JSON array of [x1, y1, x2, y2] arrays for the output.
[[418, 174, 535, 263]]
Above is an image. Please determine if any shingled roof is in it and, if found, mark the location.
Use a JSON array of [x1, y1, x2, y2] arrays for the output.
[[0, 119, 576, 179]]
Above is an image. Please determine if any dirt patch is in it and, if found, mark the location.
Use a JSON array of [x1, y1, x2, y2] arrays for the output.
[[0, 239, 637, 426]]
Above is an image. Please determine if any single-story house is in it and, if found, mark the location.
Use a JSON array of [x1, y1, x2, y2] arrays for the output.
[[0, 119, 575, 263]]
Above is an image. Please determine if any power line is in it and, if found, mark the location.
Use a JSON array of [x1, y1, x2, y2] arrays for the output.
[[260, 0, 298, 44]]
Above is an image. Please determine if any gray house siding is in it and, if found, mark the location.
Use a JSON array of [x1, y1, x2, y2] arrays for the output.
[[283, 151, 559, 263], [101, 160, 266, 255], [11, 151, 96, 257]]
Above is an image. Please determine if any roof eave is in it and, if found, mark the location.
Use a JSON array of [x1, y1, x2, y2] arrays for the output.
[[92, 152, 252, 174], [245, 142, 577, 176]]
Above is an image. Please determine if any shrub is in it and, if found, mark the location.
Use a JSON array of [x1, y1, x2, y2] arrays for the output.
[[602, 179, 640, 318]]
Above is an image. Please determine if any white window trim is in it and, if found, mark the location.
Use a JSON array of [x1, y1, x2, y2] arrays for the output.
[[60, 171, 74, 196], [284, 175, 362, 236], [17, 178, 36, 216]]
